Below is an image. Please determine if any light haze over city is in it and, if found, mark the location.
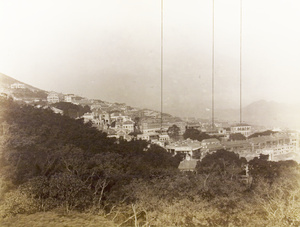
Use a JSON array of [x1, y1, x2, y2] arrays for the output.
[[0, 0, 299, 117]]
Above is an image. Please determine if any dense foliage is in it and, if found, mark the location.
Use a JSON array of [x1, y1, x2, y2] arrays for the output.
[[167, 124, 180, 140], [1, 98, 300, 226], [248, 130, 277, 138], [51, 102, 91, 118], [183, 128, 211, 141], [229, 133, 246, 141]]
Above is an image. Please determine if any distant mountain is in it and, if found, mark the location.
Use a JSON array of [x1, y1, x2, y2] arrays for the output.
[[215, 100, 300, 129], [1, 73, 298, 129], [0, 73, 48, 100]]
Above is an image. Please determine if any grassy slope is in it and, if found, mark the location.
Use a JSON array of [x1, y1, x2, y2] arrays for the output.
[[0, 212, 115, 227]]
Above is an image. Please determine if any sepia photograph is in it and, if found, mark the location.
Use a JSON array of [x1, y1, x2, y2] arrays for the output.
[[0, 0, 300, 226]]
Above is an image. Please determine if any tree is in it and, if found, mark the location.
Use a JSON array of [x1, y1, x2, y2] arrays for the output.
[[248, 130, 276, 139], [133, 117, 142, 134], [183, 128, 211, 141], [167, 124, 180, 140], [229, 133, 246, 141], [197, 150, 247, 181], [183, 128, 200, 140], [51, 102, 91, 118]]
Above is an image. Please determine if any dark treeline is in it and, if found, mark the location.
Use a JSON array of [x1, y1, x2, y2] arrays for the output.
[[248, 130, 277, 139], [183, 128, 214, 141], [0, 98, 300, 226], [51, 102, 91, 118]]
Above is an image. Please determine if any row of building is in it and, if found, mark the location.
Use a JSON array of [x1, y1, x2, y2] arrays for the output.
[[170, 132, 300, 166]]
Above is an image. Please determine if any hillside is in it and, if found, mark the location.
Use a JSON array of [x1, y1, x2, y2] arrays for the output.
[[1, 97, 300, 226], [0, 73, 183, 123], [0, 73, 48, 100], [0, 97, 181, 225], [0, 73, 44, 92], [1, 73, 299, 129]]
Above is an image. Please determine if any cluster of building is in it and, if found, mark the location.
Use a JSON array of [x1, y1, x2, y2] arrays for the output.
[[6, 84, 300, 167], [176, 129, 300, 171], [78, 106, 300, 166], [81, 112, 186, 147]]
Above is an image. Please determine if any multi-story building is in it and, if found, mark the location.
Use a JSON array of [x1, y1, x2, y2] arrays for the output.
[[200, 138, 223, 156], [137, 133, 159, 141], [110, 112, 131, 123], [222, 140, 252, 154], [249, 133, 291, 150], [230, 124, 252, 137], [186, 122, 201, 130], [64, 94, 75, 102], [99, 111, 111, 125], [47, 93, 60, 103], [159, 134, 170, 143], [122, 120, 135, 133], [10, 83, 25, 89]]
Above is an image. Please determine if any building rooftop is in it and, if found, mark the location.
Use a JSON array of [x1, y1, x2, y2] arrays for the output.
[[204, 144, 224, 151], [178, 159, 198, 171], [123, 120, 134, 124], [231, 123, 251, 127], [249, 134, 290, 144], [167, 139, 201, 149], [202, 138, 220, 143], [223, 140, 251, 146]]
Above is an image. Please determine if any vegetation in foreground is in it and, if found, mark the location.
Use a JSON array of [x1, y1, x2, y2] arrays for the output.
[[0, 98, 300, 226]]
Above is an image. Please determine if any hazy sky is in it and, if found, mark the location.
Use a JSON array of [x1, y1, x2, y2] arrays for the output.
[[0, 0, 299, 117]]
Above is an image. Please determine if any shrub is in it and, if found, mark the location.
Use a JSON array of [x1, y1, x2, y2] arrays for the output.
[[0, 189, 39, 217]]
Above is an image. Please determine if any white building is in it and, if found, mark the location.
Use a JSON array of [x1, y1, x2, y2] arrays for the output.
[[230, 124, 252, 137], [64, 94, 75, 102], [159, 134, 170, 143], [99, 112, 111, 125], [47, 93, 60, 103], [10, 83, 25, 89], [137, 133, 159, 142], [122, 120, 135, 133], [81, 113, 94, 123], [110, 112, 131, 123], [142, 128, 161, 134]]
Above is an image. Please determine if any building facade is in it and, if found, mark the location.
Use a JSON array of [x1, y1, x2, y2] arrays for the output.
[[230, 124, 252, 137]]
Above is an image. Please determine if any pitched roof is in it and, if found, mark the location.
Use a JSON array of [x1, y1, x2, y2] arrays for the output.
[[206, 144, 223, 150], [202, 138, 220, 143], [166, 139, 201, 151], [231, 123, 251, 127], [249, 134, 290, 144], [222, 140, 251, 148], [178, 159, 198, 171], [123, 120, 134, 124]]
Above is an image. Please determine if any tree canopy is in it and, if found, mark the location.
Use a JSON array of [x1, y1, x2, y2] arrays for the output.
[[229, 133, 246, 141], [183, 128, 212, 141], [248, 130, 277, 139], [167, 124, 180, 140], [51, 102, 91, 118]]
